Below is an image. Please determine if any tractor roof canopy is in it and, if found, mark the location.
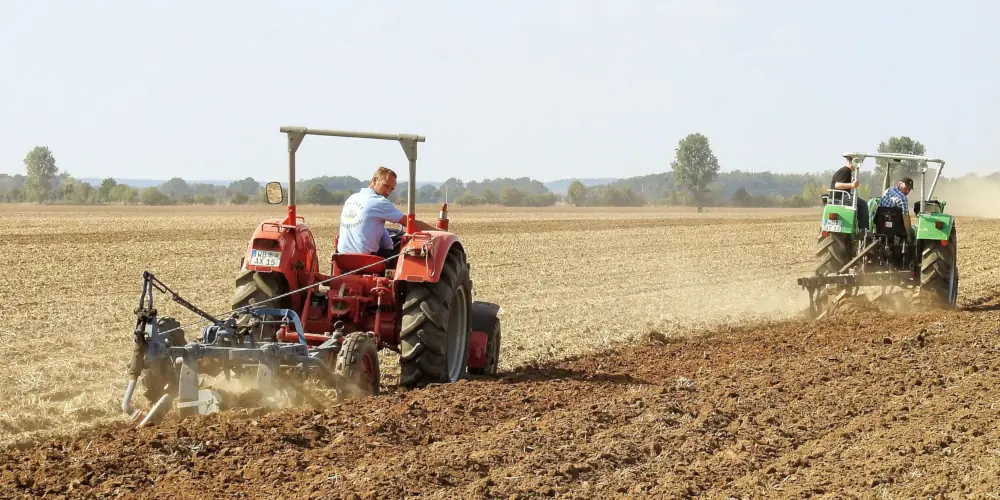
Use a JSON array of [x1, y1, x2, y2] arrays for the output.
[[841, 152, 947, 204]]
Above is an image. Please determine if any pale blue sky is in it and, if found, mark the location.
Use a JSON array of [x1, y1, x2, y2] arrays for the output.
[[2, 0, 997, 183]]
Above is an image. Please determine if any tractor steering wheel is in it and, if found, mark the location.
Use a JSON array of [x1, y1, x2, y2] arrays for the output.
[[387, 224, 405, 251]]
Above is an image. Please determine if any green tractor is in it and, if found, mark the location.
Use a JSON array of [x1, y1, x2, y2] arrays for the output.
[[799, 152, 958, 318]]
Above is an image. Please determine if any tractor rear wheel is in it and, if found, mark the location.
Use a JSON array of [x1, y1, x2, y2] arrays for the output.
[[399, 247, 472, 388], [231, 269, 291, 341], [813, 231, 853, 314], [815, 231, 851, 276], [333, 332, 381, 397], [140, 316, 185, 404], [919, 229, 958, 307]]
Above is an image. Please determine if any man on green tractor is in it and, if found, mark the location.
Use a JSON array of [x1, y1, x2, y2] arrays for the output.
[[829, 155, 869, 231], [877, 176, 915, 240]]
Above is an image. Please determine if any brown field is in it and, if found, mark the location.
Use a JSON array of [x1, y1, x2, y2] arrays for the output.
[[3, 203, 1000, 497]]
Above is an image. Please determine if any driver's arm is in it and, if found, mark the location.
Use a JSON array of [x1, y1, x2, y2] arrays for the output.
[[903, 214, 912, 237], [372, 197, 440, 232], [380, 227, 393, 249], [395, 215, 439, 232]]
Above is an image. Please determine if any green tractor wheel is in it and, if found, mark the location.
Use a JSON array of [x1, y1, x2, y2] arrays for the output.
[[815, 231, 851, 276], [919, 228, 958, 307], [811, 230, 853, 315]]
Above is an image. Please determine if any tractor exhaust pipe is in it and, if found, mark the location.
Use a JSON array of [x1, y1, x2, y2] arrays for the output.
[[437, 202, 449, 230]]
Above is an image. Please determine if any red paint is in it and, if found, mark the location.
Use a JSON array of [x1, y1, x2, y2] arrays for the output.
[[396, 231, 463, 284], [238, 215, 472, 366], [467, 331, 488, 369]]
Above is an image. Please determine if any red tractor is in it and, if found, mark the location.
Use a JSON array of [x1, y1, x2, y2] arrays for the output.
[[230, 126, 501, 394]]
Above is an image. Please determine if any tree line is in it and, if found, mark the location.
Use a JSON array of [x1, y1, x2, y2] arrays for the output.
[[564, 134, 943, 210], [1, 135, 981, 208]]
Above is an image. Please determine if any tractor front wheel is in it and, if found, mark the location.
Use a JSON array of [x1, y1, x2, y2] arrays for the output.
[[919, 229, 958, 307], [333, 332, 381, 398], [399, 247, 472, 388]]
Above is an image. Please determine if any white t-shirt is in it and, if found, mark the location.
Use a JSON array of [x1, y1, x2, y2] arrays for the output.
[[337, 187, 404, 254]]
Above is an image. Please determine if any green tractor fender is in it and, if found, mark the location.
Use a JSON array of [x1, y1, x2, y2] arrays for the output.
[[820, 203, 856, 235], [915, 212, 955, 242]]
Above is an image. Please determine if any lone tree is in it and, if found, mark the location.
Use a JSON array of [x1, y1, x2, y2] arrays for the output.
[[670, 133, 720, 212], [874, 136, 926, 184], [567, 180, 587, 207], [23, 146, 59, 203]]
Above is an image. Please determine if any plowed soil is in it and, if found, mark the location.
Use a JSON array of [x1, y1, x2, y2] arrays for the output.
[[4, 304, 1000, 498]]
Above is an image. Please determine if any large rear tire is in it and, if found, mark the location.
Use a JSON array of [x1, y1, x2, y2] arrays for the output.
[[812, 231, 853, 315], [919, 229, 958, 307], [815, 231, 852, 276], [231, 268, 291, 341], [399, 247, 472, 388], [140, 316, 185, 404]]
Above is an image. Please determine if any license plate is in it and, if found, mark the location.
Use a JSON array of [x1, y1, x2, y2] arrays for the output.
[[249, 249, 281, 267], [823, 219, 842, 232]]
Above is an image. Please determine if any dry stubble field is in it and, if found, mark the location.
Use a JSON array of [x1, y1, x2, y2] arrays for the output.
[[0, 204, 821, 444], [4, 203, 1000, 497]]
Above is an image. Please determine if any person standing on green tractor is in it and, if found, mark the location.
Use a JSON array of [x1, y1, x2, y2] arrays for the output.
[[829, 155, 869, 232], [878, 176, 915, 239]]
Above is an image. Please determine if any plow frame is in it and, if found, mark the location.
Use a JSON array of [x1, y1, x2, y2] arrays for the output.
[[798, 270, 915, 318], [123, 272, 351, 426], [799, 229, 918, 319]]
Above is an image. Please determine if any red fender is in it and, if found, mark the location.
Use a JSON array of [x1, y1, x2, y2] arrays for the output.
[[240, 219, 320, 311], [393, 231, 465, 284]]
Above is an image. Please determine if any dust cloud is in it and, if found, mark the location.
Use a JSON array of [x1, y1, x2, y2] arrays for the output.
[[930, 177, 1000, 218]]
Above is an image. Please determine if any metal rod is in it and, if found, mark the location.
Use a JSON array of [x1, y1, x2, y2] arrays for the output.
[[851, 158, 858, 211], [838, 239, 881, 273], [920, 169, 926, 206], [137, 394, 173, 427], [842, 152, 946, 164], [927, 162, 945, 201], [289, 139, 296, 210], [279, 126, 425, 143], [408, 158, 416, 221], [122, 378, 138, 415], [252, 308, 307, 345]]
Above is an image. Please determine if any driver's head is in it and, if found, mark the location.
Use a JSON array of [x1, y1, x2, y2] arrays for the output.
[[898, 177, 914, 195], [370, 167, 397, 197], [844, 154, 856, 169]]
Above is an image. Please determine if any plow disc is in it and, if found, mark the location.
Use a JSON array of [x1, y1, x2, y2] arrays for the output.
[[123, 272, 379, 427]]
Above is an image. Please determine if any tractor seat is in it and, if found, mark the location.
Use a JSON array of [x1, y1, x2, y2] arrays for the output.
[[873, 205, 907, 238], [916, 200, 943, 214], [332, 253, 387, 275]]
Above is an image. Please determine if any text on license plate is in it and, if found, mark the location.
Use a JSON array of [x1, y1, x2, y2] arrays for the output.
[[823, 219, 842, 232], [249, 249, 281, 267]]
